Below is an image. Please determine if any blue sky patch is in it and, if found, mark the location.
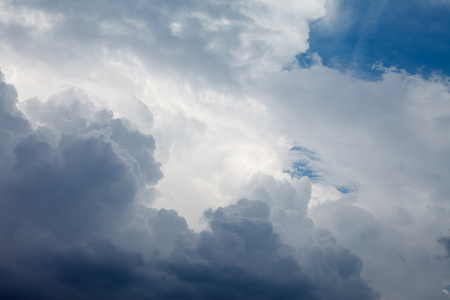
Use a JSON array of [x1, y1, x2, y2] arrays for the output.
[[286, 146, 321, 180], [299, 0, 450, 79], [336, 186, 354, 194], [284, 161, 321, 181]]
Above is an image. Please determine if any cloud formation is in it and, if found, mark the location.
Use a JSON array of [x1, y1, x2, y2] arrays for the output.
[[0, 73, 379, 299], [1, 0, 450, 299]]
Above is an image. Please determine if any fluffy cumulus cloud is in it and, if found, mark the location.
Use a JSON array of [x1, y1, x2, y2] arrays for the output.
[[0, 73, 379, 299], [1, 0, 450, 299]]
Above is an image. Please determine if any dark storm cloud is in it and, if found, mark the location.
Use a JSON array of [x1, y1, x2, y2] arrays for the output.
[[0, 73, 379, 299], [0, 85, 163, 242], [0, 74, 32, 182], [165, 198, 378, 300], [22, 91, 162, 185], [36, 200, 378, 300]]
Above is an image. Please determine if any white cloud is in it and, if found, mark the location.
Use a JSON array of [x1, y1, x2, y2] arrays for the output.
[[0, 73, 381, 299], [0, 0, 63, 32], [1, 0, 450, 298]]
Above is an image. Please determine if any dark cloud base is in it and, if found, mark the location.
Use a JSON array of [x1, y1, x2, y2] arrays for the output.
[[0, 72, 379, 300]]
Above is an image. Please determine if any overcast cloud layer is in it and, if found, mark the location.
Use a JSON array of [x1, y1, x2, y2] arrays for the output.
[[1, 0, 450, 299]]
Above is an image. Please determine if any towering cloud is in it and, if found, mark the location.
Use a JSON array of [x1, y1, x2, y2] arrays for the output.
[[1, 0, 450, 299], [0, 72, 379, 299]]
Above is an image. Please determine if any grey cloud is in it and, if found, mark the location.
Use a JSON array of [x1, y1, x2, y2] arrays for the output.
[[0, 80, 31, 135], [22, 90, 162, 185], [0, 0, 267, 88], [439, 236, 450, 258], [0, 74, 378, 299], [0, 73, 162, 242], [0, 74, 161, 299], [161, 199, 378, 300], [311, 198, 448, 300], [0, 73, 32, 180], [245, 174, 316, 249], [2, 1, 449, 299], [248, 173, 311, 212]]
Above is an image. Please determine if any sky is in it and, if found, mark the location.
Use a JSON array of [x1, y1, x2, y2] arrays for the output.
[[0, 0, 450, 299]]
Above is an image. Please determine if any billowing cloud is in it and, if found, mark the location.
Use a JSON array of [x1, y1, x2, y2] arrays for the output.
[[311, 197, 448, 300], [0, 73, 379, 299], [1, 0, 450, 299]]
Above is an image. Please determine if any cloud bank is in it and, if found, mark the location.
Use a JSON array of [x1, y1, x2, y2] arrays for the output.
[[0, 73, 380, 299], [1, 0, 450, 299]]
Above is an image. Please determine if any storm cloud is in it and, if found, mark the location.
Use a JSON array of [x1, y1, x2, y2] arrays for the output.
[[0, 73, 379, 299], [1, 0, 450, 299]]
